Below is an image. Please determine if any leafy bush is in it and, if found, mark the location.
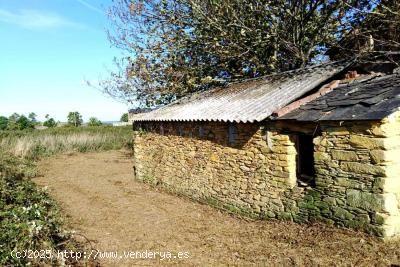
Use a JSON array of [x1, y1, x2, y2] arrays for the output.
[[88, 117, 103, 126], [120, 113, 128, 122], [0, 116, 8, 131], [4, 113, 35, 131], [43, 118, 57, 128], [0, 152, 87, 266]]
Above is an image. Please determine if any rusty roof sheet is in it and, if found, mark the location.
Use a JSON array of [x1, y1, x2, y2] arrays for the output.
[[278, 73, 400, 121], [130, 61, 350, 123]]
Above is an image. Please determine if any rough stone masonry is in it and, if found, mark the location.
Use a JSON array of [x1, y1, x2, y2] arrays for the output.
[[132, 109, 400, 239]]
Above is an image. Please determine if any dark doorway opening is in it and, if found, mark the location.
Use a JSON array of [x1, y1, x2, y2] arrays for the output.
[[295, 134, 315, 187]]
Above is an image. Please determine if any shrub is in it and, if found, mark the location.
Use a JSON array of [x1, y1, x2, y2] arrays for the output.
[[0, 152, 87, 265], [0, 116, 8, 131], [43, 118, 57, 128], [87, 117, 103, 126], [120, 113, 128, 122]]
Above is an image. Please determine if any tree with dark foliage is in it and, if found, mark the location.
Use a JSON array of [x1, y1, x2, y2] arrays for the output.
[[103, 0, 398, 108], [5, 113, 34, 130], [120, 113, 129, 122], [0, 116, 8, 130]]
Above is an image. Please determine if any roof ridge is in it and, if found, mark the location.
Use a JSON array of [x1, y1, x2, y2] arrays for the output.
[[335, 71, 399, 90], [170, 59, 353, 107], [227, 59, 353, 86]]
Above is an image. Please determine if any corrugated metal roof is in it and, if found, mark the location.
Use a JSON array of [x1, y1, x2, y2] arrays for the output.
[[130, 61, 350, 123]]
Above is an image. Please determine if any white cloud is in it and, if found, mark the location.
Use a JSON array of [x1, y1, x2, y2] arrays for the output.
[[76, 0, 104, 15], [0, 9, 83, 29]]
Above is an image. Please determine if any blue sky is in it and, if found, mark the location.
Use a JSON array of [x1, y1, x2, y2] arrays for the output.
[[0, 0, 129, 122]]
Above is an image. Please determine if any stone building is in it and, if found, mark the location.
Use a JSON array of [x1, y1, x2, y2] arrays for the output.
[[129, 61, 400, 238]]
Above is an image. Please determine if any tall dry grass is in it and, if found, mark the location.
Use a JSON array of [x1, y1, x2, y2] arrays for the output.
[[0, 126, 132, 159]]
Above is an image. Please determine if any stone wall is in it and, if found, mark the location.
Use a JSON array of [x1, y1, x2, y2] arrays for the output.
[[133, 121, 298, 218], [310, 110, 400, 238], [132, 113, 400, 238]]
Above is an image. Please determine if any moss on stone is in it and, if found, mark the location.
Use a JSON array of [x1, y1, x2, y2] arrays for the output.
[[277, 212, 293, 221], [314, 200, 329, 210], [332, 207, 354, 220], [346, 190, 384, 211]]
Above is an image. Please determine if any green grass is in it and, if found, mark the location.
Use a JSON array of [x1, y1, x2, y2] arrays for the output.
[[0, 126, 132, 265]]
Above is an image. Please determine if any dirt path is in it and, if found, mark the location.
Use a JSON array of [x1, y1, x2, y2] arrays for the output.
[[35, 150, 400, 266]]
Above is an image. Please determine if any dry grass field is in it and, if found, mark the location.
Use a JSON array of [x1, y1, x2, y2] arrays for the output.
[[35, 150, 400, 266], [0, 126, 132, 159]]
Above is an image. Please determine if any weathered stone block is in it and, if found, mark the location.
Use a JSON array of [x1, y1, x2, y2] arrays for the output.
[[346, 190, 384, 211], [336, 177, 351, 187], [313, 136, 327, 146], [326, 127, 350, 136], [371, 212, 386, 225], [370, 150, 385, 164], [331, 150, 358, 161], [341, 162, 385, 176], [314, 152, 330, 161], [333, 207, 354, 220], [349, 135, 385, 149], [272, 145, 297, 154], [322, 196, 336, 205]]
